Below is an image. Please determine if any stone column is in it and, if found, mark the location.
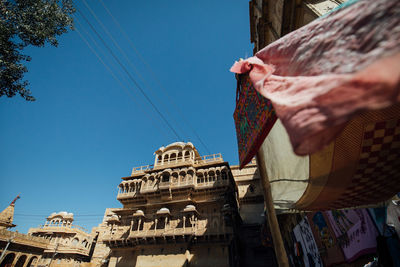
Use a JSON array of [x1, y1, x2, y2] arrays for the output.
[[11, 252, 22, 267], [137, 219, 142, 233]]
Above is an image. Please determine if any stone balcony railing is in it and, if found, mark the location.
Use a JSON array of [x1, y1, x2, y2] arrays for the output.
[[130, 153, 223, 175], [102, 225, 232, 242], [31, 224, 89, 234], [44, 243, 91, 256], [117, 179, 229, 200], [0, 229, 50, 249]]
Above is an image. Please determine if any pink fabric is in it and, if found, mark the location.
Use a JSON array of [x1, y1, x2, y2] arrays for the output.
[[230, 0, 400, 155]]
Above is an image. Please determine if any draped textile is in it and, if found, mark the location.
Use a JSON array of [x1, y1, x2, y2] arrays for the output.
[[293, 217, 323, 267], [232, 0, 400, 210], [233, 74, 277, 167], [326, 209, 378, 262], [230, 0, 400, 156]]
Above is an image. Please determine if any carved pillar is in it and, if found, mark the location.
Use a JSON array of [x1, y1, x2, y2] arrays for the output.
[[11, 252, 22, 267], [138, 219, 142, 233]]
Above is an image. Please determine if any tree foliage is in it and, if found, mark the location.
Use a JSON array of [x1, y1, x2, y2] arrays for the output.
[[0, 0, 75, 101]]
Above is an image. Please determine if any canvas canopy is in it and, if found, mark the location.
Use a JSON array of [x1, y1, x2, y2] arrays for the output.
[[232, 0, 400, 210]]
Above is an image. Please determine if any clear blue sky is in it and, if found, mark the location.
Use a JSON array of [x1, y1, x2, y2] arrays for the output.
[[0, 0, 252, 233]]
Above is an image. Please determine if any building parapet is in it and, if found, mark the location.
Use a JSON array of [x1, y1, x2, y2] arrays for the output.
[[117, 178, 230, 201], [30, 224, 89, 234], [130, 153, 223, 176], [0, 229, 49, 249], [44, 244, 91, 256]]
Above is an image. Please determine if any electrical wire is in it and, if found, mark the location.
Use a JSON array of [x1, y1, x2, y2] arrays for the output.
[[98, 0, 211, 154], [75, 6, 182, 140], [73, 16, 169, 134], [80, 0, 188, 142]]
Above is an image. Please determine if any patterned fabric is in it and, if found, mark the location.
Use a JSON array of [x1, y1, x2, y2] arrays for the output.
[[233, 74, 277, 168], [230, 0, 400, 156], [293, 217, 323, 267], [295, 104, 400, 210], [308, 212, 345, 266], [331, 119, 400, 209], [326, 209, 378, 262]]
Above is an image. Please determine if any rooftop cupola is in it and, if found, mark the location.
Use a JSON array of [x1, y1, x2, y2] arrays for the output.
[[154, 142, 200, 167]]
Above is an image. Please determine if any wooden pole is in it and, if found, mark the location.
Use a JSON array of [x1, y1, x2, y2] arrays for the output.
[[256, 149, 289, 267]]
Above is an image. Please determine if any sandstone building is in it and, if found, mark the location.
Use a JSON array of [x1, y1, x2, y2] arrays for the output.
[[90, 142, 242, 267], [0, 198, 49, 267], [28, 212, 94, 267], [1, 142, 271, 267], [0, 200, 94, 267]]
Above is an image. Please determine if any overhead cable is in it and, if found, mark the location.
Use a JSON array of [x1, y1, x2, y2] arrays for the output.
[[75, 6, 182, 140], [73, 16, 169, 134], [97, 0, 211, 154], [81, 0, 188, 144]]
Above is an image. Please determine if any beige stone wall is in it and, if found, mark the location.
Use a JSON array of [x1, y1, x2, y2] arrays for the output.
[[107, 245, 229, 267]]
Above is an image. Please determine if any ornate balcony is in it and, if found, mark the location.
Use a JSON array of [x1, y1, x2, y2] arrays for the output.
[[130, 153, 224, 176]]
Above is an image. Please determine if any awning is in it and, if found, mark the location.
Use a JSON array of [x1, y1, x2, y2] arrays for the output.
[[156, 207, 170, 215], [231, 0, 400, 210], [133, 210, 145, 217]]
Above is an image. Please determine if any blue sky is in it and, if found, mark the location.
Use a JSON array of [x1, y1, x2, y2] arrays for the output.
[[0, 0, 252, 233]]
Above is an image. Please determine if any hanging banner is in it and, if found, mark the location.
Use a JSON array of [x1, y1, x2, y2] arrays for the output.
[[231, 0, 400, 210], [293, 217, 323, 267], [231, 0, 400, 156], [233, 74, 277, 168], [308, 211, 345, 266], [326, 209, 378, 262]]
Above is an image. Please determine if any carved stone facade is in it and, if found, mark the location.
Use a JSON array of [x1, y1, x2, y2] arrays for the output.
[[0, 202, 95, 267], [28, 212, 94, 267], [1, 143, 273, 267], [91, 142, 241, 267], [0, 229, 48, 267]]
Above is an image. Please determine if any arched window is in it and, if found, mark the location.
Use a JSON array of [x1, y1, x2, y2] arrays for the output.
[[178, 152, 183, 161], [164, 154, 169, 164], [184, 151, 190, 160], [1, 253, 15, 267], [162, 173, 170, 183], [71, 238, 79, 246], [179, 171, 186, 183], [171, 173, 178, 184], [15, 255, 27, 267], [209, 171, 216, 182], [197, 174, 204, 184], [170, 153, 177, 162], [157, 155, 162, 164], [187, 170, 194, 182]]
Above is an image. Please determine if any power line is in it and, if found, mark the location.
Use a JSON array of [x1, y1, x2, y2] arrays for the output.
[[75, 6, 182, 141], [73, 16, 169, 134], [97, 0, 211, 154], [81, 0, 189, 144]]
